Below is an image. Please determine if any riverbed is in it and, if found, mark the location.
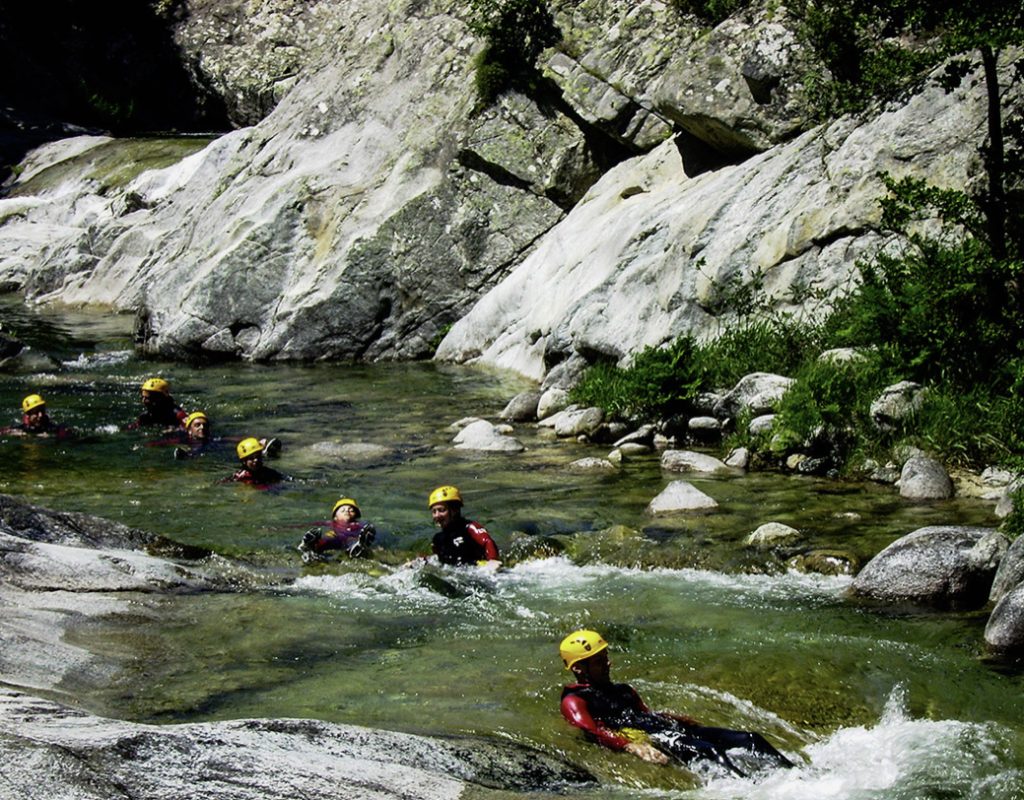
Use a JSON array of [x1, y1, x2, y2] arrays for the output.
[[1, 298, 1021, 798]]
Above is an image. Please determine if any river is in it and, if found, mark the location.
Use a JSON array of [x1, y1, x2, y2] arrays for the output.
[[1, 298, 1022, 799]]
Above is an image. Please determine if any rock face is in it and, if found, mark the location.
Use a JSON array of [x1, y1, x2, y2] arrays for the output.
[[437, 54, 1007, 378], [850, 526, 1008, 610], [0, 1, 1013, 377], [0, 689, 594, 800]]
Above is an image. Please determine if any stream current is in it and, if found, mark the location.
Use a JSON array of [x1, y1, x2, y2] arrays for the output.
[[1, 299, 1022, 799]]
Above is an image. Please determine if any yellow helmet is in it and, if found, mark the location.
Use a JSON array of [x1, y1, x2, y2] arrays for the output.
[[236, 437, 264, 460], [184, 411, 208, 428], [560, 629, 608, 670], [21, 394, 46, 413], [141, 377, 170, 395], [332, 497, 361, 518], [428, 485, 462, 508]]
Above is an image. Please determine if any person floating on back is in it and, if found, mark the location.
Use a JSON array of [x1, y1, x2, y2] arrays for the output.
[[428, 485, 500, 567], [129, 377, 187, 431], [1, 394, 72, 439], [558, 629, 794, 777], [298, 496, 377, 563], [222, 437, 285, 488]]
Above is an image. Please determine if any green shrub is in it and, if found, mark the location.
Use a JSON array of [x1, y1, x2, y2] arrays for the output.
[[466, 0, 560, 104], [771, 353, 891, 461]]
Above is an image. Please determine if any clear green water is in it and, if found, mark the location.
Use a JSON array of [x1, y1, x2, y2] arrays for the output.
[[2, 299, 1023, 798]]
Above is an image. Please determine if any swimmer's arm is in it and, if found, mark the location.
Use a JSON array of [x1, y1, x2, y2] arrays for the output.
[[560, 695, 632, 751], [466, 522, 500, 562]]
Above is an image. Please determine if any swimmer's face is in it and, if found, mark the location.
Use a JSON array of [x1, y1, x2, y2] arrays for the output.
[[431, 502, 458, 528], [333, 505, 358, 523], [188, 418, 209, 440]]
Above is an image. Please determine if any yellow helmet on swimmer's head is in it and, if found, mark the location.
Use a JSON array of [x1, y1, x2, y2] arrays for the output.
[[236, 437, 264, 460], [560, 629, 608, 670], [332, 497, 361, 518], [21, 394, 46, 413], [141, 377, 170, 395], [428, 485, 462, 508], [184, 411, 208, 428]]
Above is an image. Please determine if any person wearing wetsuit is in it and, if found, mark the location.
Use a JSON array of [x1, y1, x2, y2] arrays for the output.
[[129, 377, 187, 431], [428, 484, 499, 566], [0, 394, 73, 439], [559, 630, 793, 776], [222, 437, 285, 489], [298, 496, 377, 562]]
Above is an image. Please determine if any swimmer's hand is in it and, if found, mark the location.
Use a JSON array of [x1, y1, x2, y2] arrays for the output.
[[475, 559, 502, 571], [624, 741, 669, 765]]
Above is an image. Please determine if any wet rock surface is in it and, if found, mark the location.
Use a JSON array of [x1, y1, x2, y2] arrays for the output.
[[0, 689, 595, 800]]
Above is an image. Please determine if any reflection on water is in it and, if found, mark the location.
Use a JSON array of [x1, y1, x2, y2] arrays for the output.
[[3, 299, 1024, 797]]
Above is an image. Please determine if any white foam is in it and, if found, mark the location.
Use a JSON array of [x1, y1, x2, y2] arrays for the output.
[[61, 350, 132, 370], [697, 687, 1021, 799]]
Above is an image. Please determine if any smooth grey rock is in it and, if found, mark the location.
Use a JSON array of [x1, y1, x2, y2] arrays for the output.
[[568, 457, 618, 472], [724, 447, 750, 469], [898, 455, 954, 500], [688, 416, 721, 433], [660, 449, 730, 474], [618, 442, 652, 456], [646, 481, 718, 514], [0, 689, 594, 800], [990, 535, 1024, 604], [748, 414, 776, 436], [714, 373, 794, 418], [537, 388, 571, 420], [871, 381, 925, 432], [548, 406, 605, 438], [985, 583, 1024, 654], [746, 522, 801, 547], [850, 526, 1008, 610], [500, 391, 541, 422], [452, 419, 525, 453]]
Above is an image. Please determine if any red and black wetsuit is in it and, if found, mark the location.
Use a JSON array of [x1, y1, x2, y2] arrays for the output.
[[223, 464, 284, 489], [1, 415, 72, 439], [561, 682, 792, 773], [129, 398, 187, 430], [314, 520, 375, 554], [432, 517, 499, 565]]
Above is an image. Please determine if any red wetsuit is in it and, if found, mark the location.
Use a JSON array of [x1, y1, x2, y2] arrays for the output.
[[431, 517, 499, 565], [0, 414, 73, 440], [222, 465, 285, 489], [314, 520, 375, 553], [560, 681, 792, 771]]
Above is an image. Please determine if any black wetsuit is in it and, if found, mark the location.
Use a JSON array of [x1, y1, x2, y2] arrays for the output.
[[431, 518, 499, 565], [561, 682, 792, 775]]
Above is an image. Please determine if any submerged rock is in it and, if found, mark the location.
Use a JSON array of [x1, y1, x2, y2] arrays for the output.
[[452, 419, 525, 453], [0, 689, 595, 799], [850, 526, 1007, 610]]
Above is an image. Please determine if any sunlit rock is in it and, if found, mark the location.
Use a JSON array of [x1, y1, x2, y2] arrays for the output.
[[746, 522, 800, 548], [0, 689, 595, 800], [851, 526, 1007, 610], [500, 391, 541, 422], [897, 454, 953, 500], [452, 419, 525, 453], [646, 480, 718, 514], [660, 449, 730, 474]]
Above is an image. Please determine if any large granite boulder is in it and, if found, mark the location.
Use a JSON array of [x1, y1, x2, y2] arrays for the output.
[[850, 526, 1008, 610], [0, 689, 594, 800], [985, 584, 1024, 654]]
